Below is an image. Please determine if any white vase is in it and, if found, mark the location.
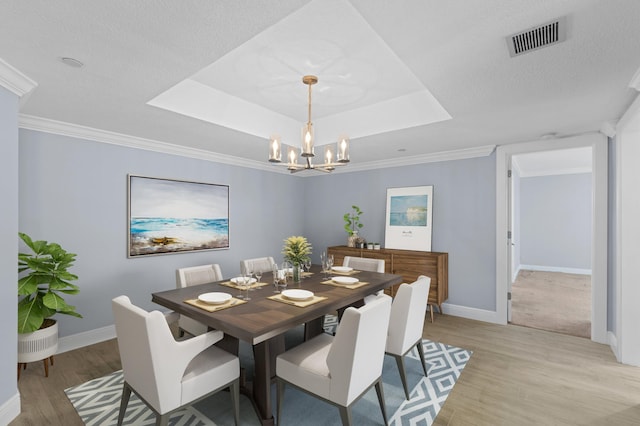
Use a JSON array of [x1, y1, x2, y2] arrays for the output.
[[347, 231, 359, 248], [18, 320, 58, 363]]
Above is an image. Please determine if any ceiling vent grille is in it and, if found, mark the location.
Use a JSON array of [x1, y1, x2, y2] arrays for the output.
[[507, 17, 567, 57]]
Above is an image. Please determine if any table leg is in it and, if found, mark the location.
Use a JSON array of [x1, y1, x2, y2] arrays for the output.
[[304, 317, 325, 340], [252, 335, 285, 426]]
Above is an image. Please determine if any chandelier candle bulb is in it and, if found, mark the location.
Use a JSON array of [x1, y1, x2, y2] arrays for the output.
[[287, 146, 298, 170], [337, 137, 350, 163], [269, 136, 282, 162], [324, 146, 335, 171], [301, 123, 314, 157]]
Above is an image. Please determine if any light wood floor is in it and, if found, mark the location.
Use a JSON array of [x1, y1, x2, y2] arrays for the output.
[[10, 315, 640, 426]]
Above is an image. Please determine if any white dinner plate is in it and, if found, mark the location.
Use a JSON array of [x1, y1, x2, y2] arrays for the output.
[[198, 292, 232, 305], [331, 266, 353, 273], [281, 289, 314, 301], [332, 276, 359, 285], [231, 277, 257, 284]]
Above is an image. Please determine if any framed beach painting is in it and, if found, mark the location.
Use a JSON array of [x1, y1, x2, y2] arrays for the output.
[[127, 175, 229, 257], [384, 185, 433, 251]]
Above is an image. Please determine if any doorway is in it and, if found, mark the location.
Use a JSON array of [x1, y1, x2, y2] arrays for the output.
[[495, 133, 608, 344], [508, 149, 593, 338]]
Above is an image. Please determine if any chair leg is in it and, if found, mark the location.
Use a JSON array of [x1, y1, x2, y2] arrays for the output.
[[393, 354, 410, 400], [276, 378, 285, 424], [428, 304, 434, 323], [338, 405, 353, 426], [374, 378, 388, 426], [230, 379, 240, 426], [156, 413, 169, 426], [117, 382, 132, 426], [416, 341, 428, 377]]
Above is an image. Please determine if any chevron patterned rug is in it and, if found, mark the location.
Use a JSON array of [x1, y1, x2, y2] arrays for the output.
[[66, 318, 471, 425]]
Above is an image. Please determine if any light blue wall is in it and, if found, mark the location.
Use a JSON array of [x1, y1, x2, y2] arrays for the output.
[[520, 173, 592, 270], [304, 154, 497, 311], [0, 87, 19, 415], [19, 129, 305, 336], [19, 130, 498, 340]]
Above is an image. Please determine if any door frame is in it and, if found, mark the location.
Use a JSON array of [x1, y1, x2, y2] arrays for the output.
[[496, 133, 608, 344]]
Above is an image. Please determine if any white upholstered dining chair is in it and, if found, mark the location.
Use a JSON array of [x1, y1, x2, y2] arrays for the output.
[[175, 264, 224, 337], [344, 256, 386, 304], [386, 275, 432, 399], [240, 256, 275, 275], [342, 255, 385, 273], [111, 295, 240, 426], [276, 293, 392, 425]]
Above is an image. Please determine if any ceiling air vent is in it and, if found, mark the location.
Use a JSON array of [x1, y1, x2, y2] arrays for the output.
[[507, 16, 567, 57]]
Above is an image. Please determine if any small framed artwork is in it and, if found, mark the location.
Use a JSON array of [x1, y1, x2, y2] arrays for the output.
[[384, 185, 433, 251], [128, 175, 229, 257]]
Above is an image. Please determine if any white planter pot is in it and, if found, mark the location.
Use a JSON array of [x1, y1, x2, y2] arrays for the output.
[[18, 320, 58, 363]]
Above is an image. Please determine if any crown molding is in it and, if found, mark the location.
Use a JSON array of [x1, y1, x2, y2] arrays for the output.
[[0, 58, 37, 97], [19, 114, 285, 173], [332, 144, 496, 175], [19, 114, 495, 175]]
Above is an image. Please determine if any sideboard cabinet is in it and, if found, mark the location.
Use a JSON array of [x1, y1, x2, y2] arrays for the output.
[[327, 245, 448, 315]]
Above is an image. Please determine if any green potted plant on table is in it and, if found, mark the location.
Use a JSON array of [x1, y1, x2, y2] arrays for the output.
[[282, 236, 312, 283], [343, 205, 364, 247], [17, 232, 82, 378]]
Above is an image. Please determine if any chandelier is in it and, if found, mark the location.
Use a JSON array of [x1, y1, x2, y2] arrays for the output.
[[268, 75, 350, 173]]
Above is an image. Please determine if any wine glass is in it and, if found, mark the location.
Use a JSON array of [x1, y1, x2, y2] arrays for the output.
[[246, 266, 256, 292], [326, 255, 334, 272], [254, 268, 263, 288], [322, 258, 330, 280], [303, 259, 312, 277], [276, 262, 289, 293], [241, 272, 252, 301], [272, 263, 281, 293], [236, 275, 246, 300]]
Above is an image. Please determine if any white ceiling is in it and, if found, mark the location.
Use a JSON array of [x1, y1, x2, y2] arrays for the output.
[[1, 0, 639, 172]]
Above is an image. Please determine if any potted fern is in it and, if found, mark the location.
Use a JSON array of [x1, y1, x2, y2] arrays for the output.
[[17, 232, 82, 376]]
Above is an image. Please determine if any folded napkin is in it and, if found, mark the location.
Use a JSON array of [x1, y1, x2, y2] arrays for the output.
[[321, 280, 370, 290], [267, 294, 327, 308], [184, 297, 247, 312], [219, 281, 270, 290]]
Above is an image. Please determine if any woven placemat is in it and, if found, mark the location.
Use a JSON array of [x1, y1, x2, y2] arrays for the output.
[[267, 294, 328, 307], [184, 297, 247, 312]]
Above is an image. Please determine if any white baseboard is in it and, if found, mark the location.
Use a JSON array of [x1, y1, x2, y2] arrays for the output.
[[57, 325, 116, 354], [519, 264, 592, 275], [0, 391, 20, 425], [441, 303, 503, 324]]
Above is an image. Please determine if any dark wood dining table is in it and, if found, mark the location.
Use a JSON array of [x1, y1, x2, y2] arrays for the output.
[[151, 265, 402, 426]]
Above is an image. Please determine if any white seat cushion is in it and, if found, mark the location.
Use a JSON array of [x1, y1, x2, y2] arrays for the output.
[[181, 345, 239, 405], [276, 333, 333, 399]]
